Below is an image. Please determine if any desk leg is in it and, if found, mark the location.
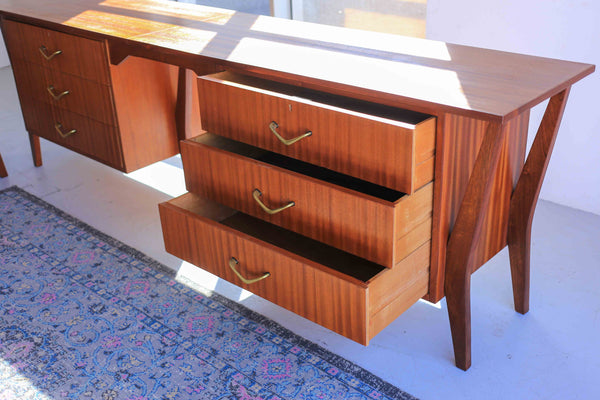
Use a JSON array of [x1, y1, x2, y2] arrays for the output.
[[0, 152, 7, 177], [445, 120, 505, 370], [508, 88, 570, 314], [28, 133, 42, 167]]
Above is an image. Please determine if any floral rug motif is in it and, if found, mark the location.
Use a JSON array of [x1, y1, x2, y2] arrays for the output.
[[0, 186, 417, 400]]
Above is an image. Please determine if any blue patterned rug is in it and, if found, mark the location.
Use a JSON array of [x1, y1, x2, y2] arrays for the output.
[[0, 186, 417, 400]]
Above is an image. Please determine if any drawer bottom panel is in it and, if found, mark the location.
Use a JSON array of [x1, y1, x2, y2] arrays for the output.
[[159, 193, 430, 344]]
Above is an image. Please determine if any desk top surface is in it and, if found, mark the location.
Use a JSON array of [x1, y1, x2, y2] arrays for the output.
[[0, 0, 594, 121]]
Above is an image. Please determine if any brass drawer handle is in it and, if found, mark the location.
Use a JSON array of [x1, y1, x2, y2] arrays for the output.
[[252, 189, 295, 215], [47, 85, 70, 101], [228, 257, 270, 285], [39, 45, 62, 61], [54, 123, 77, 138], [269, 121, 312, 146]]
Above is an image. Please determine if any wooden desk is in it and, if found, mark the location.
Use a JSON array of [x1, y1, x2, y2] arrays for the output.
[[0, 0, 594, 370]]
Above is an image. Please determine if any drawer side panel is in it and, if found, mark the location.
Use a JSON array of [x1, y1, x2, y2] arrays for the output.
[[368, 242, 431, 341]]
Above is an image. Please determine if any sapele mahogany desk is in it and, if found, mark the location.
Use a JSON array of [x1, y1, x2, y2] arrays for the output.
[[0, 0, 594, 370]]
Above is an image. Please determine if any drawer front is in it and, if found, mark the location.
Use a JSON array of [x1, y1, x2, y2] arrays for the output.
[[182, 136, 395, 267], [11, 60, 116, 126], [159, 194, 371, 344], [2, 19, 110, 84], [20, 98, 124, 169], [198, 72, 436, 194]]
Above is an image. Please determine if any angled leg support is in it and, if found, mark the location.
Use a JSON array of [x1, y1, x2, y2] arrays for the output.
[[445, 120, 505, 370], [508, 88, 570, 314]]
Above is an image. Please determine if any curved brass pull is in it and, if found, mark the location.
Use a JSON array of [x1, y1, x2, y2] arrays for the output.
[[228, 257, 270, 285], [269, 121, 312, 146], [252, 189, 295, 215], [55, 123, 77, 138], [39, 45, 62, 61], [47, 85, 70, 101]]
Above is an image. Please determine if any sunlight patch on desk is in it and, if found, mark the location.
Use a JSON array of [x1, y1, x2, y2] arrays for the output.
[[248, 16, 450, 61], [99, 0, 236, 24], [123, 158, 186, 197], [62, 10, 179, 38], [226, 37, 468, 109]]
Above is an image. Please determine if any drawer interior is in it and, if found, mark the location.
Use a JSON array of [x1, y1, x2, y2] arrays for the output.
[[190, 133, 405, 202], [205, 71, 432, 127], [169, 193, 385, 282]]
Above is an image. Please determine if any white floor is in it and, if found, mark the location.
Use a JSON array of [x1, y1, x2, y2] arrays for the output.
[[1, 65, 599, 400]]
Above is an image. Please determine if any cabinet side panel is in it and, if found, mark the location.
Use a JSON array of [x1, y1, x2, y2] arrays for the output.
[[427, 111, 528, 302], [473, 112, 529, 270], [110, 56, 180, 172]]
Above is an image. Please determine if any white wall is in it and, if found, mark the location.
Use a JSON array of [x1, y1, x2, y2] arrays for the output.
[[427, 0, 600, 216]]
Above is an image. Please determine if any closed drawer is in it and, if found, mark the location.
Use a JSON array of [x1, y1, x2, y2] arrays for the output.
[[20, 98, 124, 169], [159, 193, 430, 345], [11, 60, 116, 126], [2, 19, 110, 84], [198, 72, 436, 194], [181, 133, 433, 268]]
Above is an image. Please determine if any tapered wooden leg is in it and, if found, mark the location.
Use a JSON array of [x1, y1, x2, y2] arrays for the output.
[[0, 153, 7, 178], [28, 132, 42, 167], [445, 120, 506, 370], [508, 88, 570, 314]]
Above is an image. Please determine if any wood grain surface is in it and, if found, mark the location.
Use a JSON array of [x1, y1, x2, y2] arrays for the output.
[[1, 0, 594, 369], [0, 0, 593, 121], [508, 88, 570, 315], [4, 17, 192, 172], [444, 120, 506, 370], [198, 71, 436, 193], [109, 55, 182, 172], [17, 97, 124, 169], [2, 18, 110, 84], [427, 111, 529, 302], [181, 134, 433, 268], [160, 193, 430, 345], [10, 59, 116, 125], [159, 193, 370, 344]]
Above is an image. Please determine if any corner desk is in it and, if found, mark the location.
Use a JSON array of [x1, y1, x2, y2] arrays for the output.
[[0, 0, 594, 370]]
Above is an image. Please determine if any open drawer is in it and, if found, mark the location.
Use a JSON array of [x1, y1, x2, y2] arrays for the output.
[[159, 193, 430, 345], [198, 72, 436, 194], [181, 133, 433, 268]]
